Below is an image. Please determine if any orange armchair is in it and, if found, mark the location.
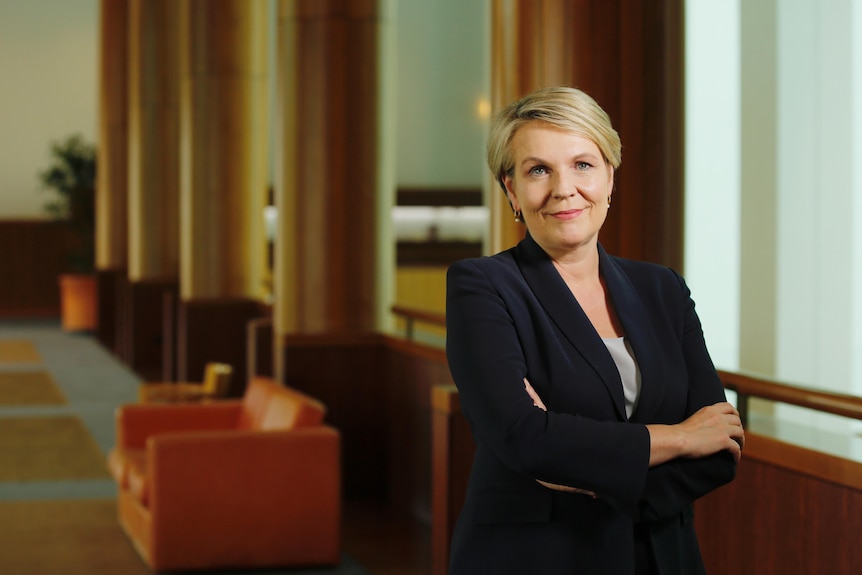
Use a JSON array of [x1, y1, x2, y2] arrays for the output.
[[108, 377, 341, 571]]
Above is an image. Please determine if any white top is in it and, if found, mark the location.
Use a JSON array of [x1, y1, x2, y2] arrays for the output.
[[602, 336, 642, 419]]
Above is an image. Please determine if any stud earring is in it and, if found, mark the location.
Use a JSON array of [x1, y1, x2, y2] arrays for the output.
[[607, 195, 612, 208], [514, 210, 522, 223]]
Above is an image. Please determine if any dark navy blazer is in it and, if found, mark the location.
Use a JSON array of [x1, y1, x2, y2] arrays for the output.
[[445, 234, 736, 575]]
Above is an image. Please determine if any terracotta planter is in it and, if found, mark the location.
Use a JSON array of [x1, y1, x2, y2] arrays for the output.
[[59, 274, 98, 332]]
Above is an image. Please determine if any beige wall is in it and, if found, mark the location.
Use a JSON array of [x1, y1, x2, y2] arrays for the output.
[[0, 0, 98, 218]]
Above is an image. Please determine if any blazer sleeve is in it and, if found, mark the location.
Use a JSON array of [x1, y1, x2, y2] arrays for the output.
[[637, 271, 737, 522], [446, 258, 651, 517]]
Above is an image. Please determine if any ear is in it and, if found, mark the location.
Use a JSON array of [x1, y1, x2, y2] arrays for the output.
[[502, 173, 519, 212]]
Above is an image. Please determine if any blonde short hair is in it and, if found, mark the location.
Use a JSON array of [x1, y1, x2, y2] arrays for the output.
[[487, 86, 622, 188]]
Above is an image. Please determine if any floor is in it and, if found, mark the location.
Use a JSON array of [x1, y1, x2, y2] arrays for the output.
[[0, 318, 433, 575], [343, 499, 432, 575]]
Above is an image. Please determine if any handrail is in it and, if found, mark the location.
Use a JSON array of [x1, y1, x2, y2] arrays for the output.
[[391, 305, 445, 340], [717, 369, 862, 426], [390, 306, 862, 428]]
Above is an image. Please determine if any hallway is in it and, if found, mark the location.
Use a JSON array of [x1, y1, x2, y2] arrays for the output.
[[0, 320, 430, 575]]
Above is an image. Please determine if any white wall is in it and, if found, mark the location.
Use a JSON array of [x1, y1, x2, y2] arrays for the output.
[[684, 0, 741, 372], [686, 0, 862, 438], [773, 0, 861, 434], [853, 0, 862, 406], [0, 0, 98, 218]]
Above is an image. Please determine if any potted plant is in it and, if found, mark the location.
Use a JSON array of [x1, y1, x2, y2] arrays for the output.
[[39, 134, 97, 332]]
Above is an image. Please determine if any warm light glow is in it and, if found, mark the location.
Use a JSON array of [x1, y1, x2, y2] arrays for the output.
[[476, 98, 491, 119]]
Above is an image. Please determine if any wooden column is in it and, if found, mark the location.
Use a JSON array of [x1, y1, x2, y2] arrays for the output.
[[126, 0, 181, 378], [176, 0, 270, 392], [489, 0, 684, 269], [489, 0, 572, 253], [95, 0, 131, 351], [273, 0, 381, 350]]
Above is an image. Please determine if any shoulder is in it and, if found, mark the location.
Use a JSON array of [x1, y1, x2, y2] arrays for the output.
[[447, 248, 520, 281], [604, 253, 685, 291]]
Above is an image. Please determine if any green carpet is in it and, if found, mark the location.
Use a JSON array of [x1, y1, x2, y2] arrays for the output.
[[0, 371, 67, 406], [0, 416, 109, 481]]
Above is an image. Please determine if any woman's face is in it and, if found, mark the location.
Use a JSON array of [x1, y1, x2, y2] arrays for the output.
[[503, 121, 614, 259]]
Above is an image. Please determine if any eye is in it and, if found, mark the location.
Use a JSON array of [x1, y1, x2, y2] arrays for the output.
[[575, 161, 592, 171], [528, 165, 548, 176]]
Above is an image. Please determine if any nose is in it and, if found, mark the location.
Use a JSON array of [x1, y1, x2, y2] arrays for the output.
[[552, 172, 576, 199]]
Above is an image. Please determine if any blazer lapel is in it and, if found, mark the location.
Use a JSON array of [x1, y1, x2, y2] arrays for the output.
[[598, 245, 664, 422], [514, 235, 627, 420]]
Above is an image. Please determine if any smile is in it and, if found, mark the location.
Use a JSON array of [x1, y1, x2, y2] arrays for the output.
[[549, 208, 585, 220]]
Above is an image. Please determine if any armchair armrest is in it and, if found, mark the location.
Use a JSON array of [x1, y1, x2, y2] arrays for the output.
[[147, 426, 341, 567], [115, 400, 243, 449]]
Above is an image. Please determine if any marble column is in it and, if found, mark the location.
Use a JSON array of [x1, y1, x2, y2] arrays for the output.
[[125, 0, 182, 378], [273, 0, 383, 340], [95, 0, 130, 350], [175, 0, 271, 391]]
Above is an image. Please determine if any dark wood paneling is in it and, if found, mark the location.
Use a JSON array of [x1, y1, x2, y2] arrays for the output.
[[431, 385, 474, 575], [396, 188, 483, 207], [162, 289, 178, 381], [695, 434, 862, 575], [124, 279, 178, 380], [246, 315, 274, 382], [282, 332, 390, 500], [0, 220, 72, 317], [279, 333, 453, 513], [175, 297, 266, 396], [383, 337, 452, 523], [396, 241, 482, 267], [95, 268, 123, 353]]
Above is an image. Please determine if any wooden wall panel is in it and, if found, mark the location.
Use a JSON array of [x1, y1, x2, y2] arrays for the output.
[[0, 221, 71, 317], [279, 333, 453, 515], [695, 437, 862, 575], [175, 297, 266, 395], [282, 333, 390, 500], [431, 385, 474, 575], [384, 337, 452, 523], [95, 268, 123, 353], [124, 279, 178, 380]]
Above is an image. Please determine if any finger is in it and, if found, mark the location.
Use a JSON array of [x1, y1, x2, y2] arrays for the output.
[[524, 378, 547, 411]]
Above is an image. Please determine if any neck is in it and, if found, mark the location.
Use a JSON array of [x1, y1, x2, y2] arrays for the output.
[[546, 243, 601, 285]]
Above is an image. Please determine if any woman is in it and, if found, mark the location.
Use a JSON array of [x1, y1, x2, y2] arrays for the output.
[[445, 86, 743, 575]]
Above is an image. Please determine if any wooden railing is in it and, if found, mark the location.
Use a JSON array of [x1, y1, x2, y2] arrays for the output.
[[391, 304, 862, 427], [391, 305, 446, 341], [718, 368, 862, 426]]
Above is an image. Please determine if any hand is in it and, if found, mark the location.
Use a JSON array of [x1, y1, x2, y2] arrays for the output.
[[536, 479, 598, 498], [524, 378, 547, 411], [678, 402, 745, 461], [648, 402, 745, 466]]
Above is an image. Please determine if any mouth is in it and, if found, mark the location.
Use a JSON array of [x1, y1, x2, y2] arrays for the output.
[[549, 208, 586, 220]]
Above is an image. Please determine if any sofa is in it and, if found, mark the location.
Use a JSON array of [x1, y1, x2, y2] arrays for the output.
[[108, 376, 341, 571]]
